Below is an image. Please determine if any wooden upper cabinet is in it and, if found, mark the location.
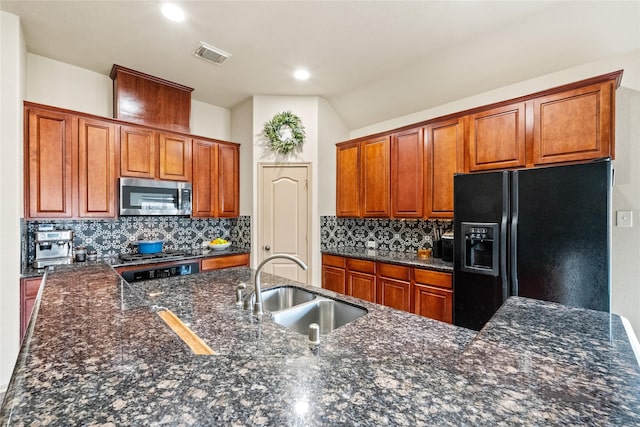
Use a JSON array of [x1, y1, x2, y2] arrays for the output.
[[361, 136, 390, 217], [468, 102, 526, 171], [26, 107, 74, 218], [217, 143, 240, 217], [120, 125, 156, 178], [532, 81, 613, 165], [336, 141, 361, 217], [192, 139, 239, 218], [192, 139, 216, 217], [391, 128, 423, 218], [78, 118, 117, 217], [159, 132, 192, 181], [424, 118, 464, 218]]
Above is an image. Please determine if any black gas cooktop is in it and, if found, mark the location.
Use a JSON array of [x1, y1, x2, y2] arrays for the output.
[[118, 250, 191, 262]]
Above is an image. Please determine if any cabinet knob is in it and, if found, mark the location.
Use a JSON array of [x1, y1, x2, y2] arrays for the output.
[[265, 245, 271, 251]]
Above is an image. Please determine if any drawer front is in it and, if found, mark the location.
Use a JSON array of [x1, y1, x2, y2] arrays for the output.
[[322, 254, 346, 268], [414, 268, 452, 289], [378, 262, 411, 281], [201, 254, 250, 271], [346, 258, 376, 274]]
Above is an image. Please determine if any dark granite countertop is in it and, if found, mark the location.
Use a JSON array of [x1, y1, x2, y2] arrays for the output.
[[20, 246, 251, 277], [322, 247, 453, 272], [2, 263, 639, 425]]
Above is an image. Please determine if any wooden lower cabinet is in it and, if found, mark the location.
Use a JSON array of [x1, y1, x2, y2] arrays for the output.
[[21, 277, 43, 340], [413, 269, 453, 323], [321, 255, 453, 323], [200, 253, 249, 271]]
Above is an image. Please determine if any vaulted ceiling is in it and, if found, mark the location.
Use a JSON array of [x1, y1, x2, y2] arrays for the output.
[[2, 1, 639, 130]]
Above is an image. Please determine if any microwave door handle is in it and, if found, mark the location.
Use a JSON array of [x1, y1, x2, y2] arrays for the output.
[[177, 189, 183, 211]]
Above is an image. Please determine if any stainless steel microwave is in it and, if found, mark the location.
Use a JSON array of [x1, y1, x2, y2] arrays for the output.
[[119, 178, 192, 216]]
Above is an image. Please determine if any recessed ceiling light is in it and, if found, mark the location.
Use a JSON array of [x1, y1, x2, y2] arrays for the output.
[[294, 69, 310, 81], [161, 4, 185, 22]]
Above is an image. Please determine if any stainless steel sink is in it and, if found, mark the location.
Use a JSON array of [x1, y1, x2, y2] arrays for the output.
[[260, 286, 316, 312], [271, 297, 368, 335]]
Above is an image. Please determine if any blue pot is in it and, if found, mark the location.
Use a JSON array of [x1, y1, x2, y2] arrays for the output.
[[135, 240, 164, 254]]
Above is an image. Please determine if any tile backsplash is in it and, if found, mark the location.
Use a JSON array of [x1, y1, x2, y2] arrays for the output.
[[23, 216, 251, 268], [321, 216, 452, 253]]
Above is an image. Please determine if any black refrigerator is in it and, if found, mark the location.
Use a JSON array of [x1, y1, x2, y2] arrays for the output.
[[453, 159, 611, 331]]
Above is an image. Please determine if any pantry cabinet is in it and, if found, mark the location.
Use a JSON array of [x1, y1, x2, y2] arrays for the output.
[[321, 254, 453, 323], [391, 128, 424, 218], [192, 139, 240, 218], [532, 81, 614, 165]]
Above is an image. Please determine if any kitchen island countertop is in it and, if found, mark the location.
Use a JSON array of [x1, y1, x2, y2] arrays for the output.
[[2, 263, 639, 426]]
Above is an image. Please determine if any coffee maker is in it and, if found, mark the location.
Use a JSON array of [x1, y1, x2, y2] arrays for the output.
[[33, 229, 74, 269]]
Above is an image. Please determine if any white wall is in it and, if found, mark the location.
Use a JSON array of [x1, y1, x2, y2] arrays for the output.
[[26, 54, 231, 140], [318, 98, 348, 216], [0, 10, 26, 391], [230, 98, 254, 217], [343, 51, 640, 339]]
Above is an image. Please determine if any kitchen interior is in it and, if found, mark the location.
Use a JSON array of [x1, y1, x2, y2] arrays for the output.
[[1, 1, 640, 425]]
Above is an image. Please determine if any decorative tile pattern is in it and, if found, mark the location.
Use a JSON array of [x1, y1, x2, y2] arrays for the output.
[[23, 216, 251, 265], [320, 216, 452, 252]]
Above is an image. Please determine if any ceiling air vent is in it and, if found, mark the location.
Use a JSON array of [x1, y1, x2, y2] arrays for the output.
[[193, 42, 231, 65]]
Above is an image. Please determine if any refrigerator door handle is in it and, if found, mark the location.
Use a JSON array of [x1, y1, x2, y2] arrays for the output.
[[510, 171, 519, 296], [500, 172, 509, 303]]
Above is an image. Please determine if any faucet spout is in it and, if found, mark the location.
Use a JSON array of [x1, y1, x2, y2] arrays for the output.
[[253, 254, 308, 317]]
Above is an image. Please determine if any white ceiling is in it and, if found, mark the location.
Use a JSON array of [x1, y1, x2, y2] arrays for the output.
[[2, 1, 639, 130]]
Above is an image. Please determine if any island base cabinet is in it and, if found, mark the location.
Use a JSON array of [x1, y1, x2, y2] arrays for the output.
[[20, 277, 43, 340]]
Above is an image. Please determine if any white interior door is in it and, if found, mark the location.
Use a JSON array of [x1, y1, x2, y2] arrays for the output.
[[259, 164, 310, 283]]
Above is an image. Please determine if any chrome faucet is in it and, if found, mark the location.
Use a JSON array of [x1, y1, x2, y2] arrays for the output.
[[252, 253, 308, 317]]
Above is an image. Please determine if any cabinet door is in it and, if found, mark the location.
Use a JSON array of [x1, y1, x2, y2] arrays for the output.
[[26, 108, 74, 218], [159, 132, 192, 181], [424, 118, 464, 218], [347, 271, 376, 303], [78, 118, 117, 217], [322, 265, 346, 294], [379, 278, 411, 312], [336, 142, 360, 217], [217, 143, 240, 217], [533, 82, 613, 165], [192, 139, 216, 217], [413, 284, 453, 324], [361, 136, 390, 217], [391, 128, 423, 218], [468, 102, 526, 171], [120, 125, 156, 178], [21, 277, 42, 340]]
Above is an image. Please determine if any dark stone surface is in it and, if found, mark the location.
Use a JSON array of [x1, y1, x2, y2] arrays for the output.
[[322, 247, 453, 272]]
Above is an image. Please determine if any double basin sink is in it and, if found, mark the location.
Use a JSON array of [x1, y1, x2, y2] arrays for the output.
[[260, 286, 367, 335]]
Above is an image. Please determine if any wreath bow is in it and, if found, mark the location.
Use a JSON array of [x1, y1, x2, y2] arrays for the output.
[[263, 111, 306, 155]]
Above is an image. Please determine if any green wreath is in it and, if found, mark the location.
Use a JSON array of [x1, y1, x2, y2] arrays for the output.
[[263, 111, 306, 155]]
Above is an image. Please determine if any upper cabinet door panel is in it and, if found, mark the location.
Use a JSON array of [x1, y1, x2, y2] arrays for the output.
[[192, 139, 216, 217], [120, 125, 156, 178], [361, 136, 390, 217], [533, 82, 613, 165], [424, 118, 464, 218], [217, 143, 240, 217], [468, 102, 526, 171], [336, 142, 361, 217], [78, 118, 117, 218], [391, 129, 423, 218], [159, 133, 192, 181], [26, 108, 74, 218]]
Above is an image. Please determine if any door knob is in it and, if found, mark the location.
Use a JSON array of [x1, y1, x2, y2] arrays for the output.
[[265, 245, 271, 251]]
